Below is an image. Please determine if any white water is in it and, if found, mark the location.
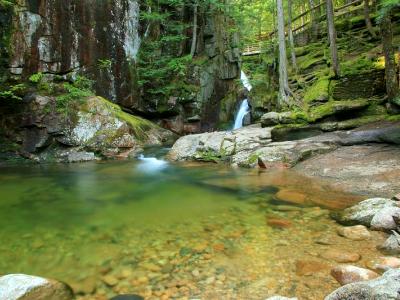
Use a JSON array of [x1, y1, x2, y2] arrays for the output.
[[240, 70, 253, 91], [137, 154, 168, 173], [233, 99, 250, 130], [233, 71, 252, 130]]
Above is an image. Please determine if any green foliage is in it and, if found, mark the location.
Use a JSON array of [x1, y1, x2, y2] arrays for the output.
[[56, 76, 94, 111], [0, 84, 26, 101], [97, 59, 112, 70], [378, 0, 400, 21], [0, 0, 14, 9], [29, 72, 44, 83], [341, 57, 377, 76]]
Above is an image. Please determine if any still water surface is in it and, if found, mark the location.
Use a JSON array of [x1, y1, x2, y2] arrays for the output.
[[0, 157, 381, 299]]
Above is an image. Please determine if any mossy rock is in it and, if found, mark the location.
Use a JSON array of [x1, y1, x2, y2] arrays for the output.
[[308, 99, 370, 122], [304, 77, 330, 104]]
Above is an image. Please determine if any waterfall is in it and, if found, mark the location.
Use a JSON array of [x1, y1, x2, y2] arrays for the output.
[[240, 70, 253, 91], [233, 99, 250, 130], [233, 71, 252, 130]]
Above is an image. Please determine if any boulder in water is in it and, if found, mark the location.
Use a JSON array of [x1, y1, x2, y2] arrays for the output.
[[337, 225, 371, 241], [331, 265, 379, 285], [378, 232, 400, 255], [370, 207, 400, 231], [325, 268, 400, 300], [0, 274, 74, 300], [331, 198, 398, 226]]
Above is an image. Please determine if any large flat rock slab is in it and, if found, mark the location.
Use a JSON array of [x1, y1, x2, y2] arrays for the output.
[[294, 144, 400, 197]]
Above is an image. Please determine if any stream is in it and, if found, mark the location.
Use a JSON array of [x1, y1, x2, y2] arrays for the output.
[[0, 156, 385, 300]]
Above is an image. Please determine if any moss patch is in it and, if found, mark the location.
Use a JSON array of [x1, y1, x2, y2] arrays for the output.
[[304, 77, 330, 103]]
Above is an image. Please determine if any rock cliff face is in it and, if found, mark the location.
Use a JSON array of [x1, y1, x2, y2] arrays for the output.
[[2, 0, 240, 132]]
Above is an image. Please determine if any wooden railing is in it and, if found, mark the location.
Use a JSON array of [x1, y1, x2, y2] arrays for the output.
[[242, 0, 368, 56]]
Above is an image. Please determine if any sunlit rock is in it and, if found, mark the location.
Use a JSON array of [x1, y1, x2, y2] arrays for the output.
[[0, 274, 73, 300], [331, 265, 379, 286]]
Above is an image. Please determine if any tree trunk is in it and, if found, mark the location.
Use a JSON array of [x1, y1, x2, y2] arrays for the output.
[[277, 0, 290, 106], [364, 0, 376, 38], [308, 0, 319, 41], [288, 0, 297, 71], [381, 14, 399, 99], [190, 2, 198, 57], [326, 0, 340, 77]]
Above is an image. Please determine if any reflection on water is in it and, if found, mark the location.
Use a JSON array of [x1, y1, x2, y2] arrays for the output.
[[0, 161, 379, 300]]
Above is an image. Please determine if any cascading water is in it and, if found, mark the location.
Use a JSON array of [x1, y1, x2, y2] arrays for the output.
[[240, 70, 253, 92], [233, 99, 250, 130], [233, 71, 253, 130], [137, 154, 168, 173]]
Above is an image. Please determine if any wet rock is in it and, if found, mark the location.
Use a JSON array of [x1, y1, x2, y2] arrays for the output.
[[320, 249, 361, 263], [167, 125, 272, 163], [331, 265, 379, 285], [295, 144, 400, 198], [370, 207, 400, 231], [332, 198, 398, 226], [274, 190, 307, 205], [378, 232, 400, 255], [261, 112, 280, 126], [337, 225, 371, 241], [295, 260, 330, 276], [101, 274, 119, 287], [315, 236, 336, 245], [365, 256, 400, 273], [0, 274, 73, 300], [393, 193, 400, 201], [266, 218, 292, 229], [325, 268, 400, 300], [261, 112, 298, 127]]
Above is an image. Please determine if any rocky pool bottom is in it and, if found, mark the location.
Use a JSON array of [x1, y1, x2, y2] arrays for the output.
[[0, 159, 394, 300]]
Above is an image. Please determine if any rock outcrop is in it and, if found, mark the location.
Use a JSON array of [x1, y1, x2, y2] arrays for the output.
[[1, 0, 240, 133], [3, 94, 175, 162], [0, 274, 73, 300]]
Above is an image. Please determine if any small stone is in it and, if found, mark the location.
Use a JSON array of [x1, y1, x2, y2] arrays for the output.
[[142, 263, 161, 272], [320, 249, 361, 263], [315, 236, 336, 245], [70, 276, 97, 295], [272, 205, 303, 212], [136, 276, 149, 284], [331, 265, 379, 285], [118, 268, 134, 279], [366, 256, 400, 273], [337, 225, 371, 241], [295, 260, 330, 276], [205, 276, 215, 284], [191, 269, 200, 278], [267, 218, 292, 229], [213, 243, 225, 252], [101, 274, 119, 287], [393, 194, 400, 201]]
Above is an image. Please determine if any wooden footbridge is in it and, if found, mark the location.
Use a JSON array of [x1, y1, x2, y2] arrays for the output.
[[242, 0, 369, 56]]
